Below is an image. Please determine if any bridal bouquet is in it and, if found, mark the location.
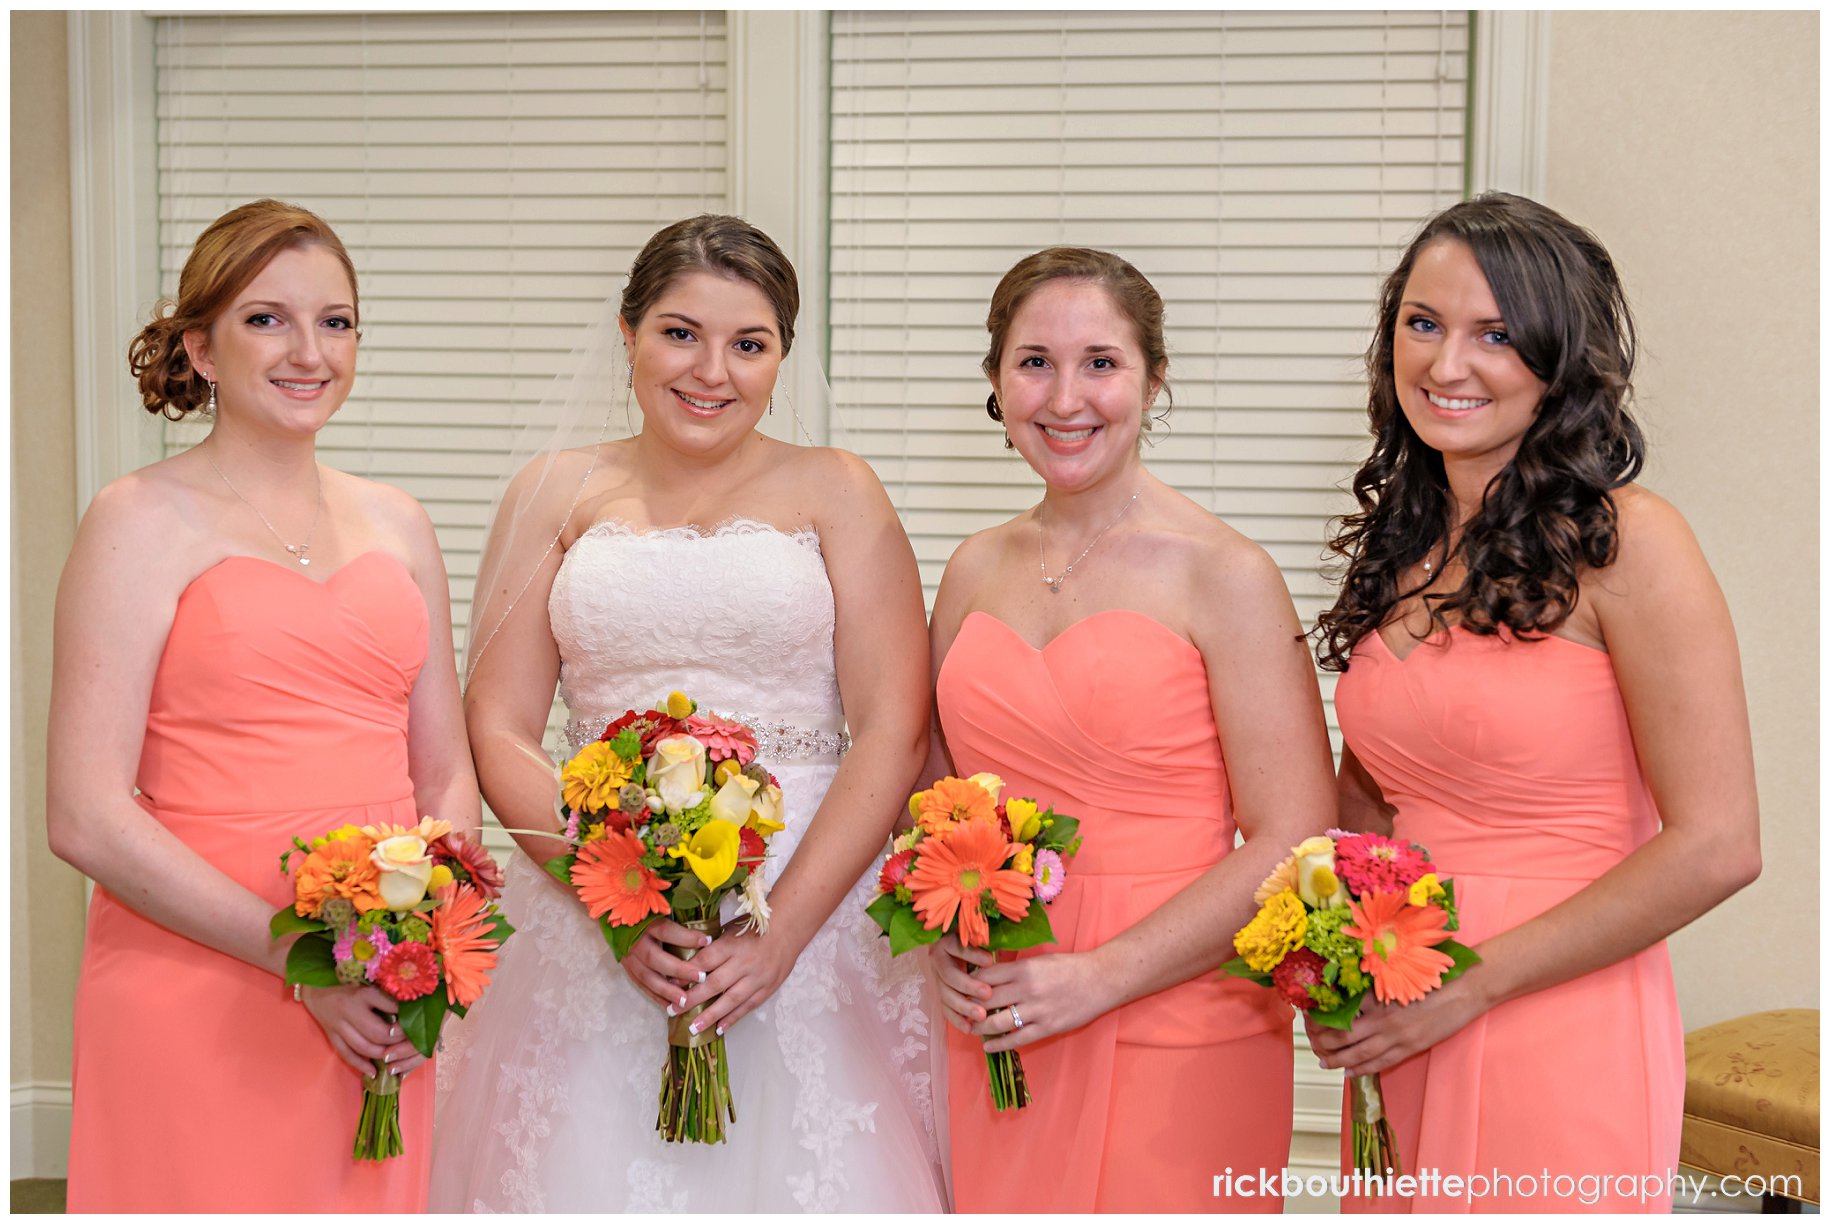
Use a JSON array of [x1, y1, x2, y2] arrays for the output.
[[547, 691, 784, 1144], [1221, 831, 1478, 1178], [272, 817, 511, 1161], [866, 773, 1080, 1110]]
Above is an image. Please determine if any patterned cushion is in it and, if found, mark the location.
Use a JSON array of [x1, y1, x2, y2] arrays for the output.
[[1681, 1008, 1819, 1204]]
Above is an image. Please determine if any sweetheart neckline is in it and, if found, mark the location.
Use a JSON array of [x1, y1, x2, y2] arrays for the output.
[[960, 607, 1202, 658], [187, 549, 409, 593], [1369, 621, 1610, 665], [569, 515, 821, 547]]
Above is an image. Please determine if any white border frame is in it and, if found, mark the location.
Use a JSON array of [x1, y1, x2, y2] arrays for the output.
[[1469, 10, 1552, 198], [68, 10, 162, 515]]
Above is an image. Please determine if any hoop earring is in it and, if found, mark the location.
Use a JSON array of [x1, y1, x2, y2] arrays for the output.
[[202, 380, 217, 418], [1003, 429, 1014, 451], [985, 392, 1003, 423]]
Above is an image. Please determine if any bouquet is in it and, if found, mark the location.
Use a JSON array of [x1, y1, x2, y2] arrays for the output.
[[546, 691, 784, 1144], [272, 817, 512, 1161], [1221, 831, 1478, 1178], [865, 773, 1080, 1110]]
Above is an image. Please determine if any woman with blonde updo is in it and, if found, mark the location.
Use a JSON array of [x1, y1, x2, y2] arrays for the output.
[[49, 198, 478, 1211]]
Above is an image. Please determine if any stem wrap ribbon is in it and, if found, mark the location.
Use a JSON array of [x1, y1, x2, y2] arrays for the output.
[[665, 913, 722, 1050]]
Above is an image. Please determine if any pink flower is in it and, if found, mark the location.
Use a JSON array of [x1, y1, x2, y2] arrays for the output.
[[331, 920, 359, 962], [1334, 833, 1430, 896], [682, 712, 759, 765], [375, 941, 439, 1001], [1272, 947, 1327, 1011], [360, 928, 394, 982], [877, 848, 916, 894], [1032, 848, 1065, 904]]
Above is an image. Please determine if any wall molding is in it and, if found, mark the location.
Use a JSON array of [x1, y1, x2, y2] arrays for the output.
[[1469, 11, 1552, 198], [11, 1080, 74, 1179], [67, 10, 163, 516], [727, 10, 831, 444]]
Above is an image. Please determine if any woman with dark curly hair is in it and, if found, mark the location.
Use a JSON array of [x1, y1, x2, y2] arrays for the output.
[[1308, 193, 1760, 1211]]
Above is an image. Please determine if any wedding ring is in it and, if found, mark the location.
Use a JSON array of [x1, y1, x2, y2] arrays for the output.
[[1009, 1006, 1024, 1030]]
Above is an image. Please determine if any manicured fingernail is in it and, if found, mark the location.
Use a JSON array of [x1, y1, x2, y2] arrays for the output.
[[677, 995, 687, 1008], [665, 1004, 677, 1016], [701, 935, 712, 946], [697, 971, 706, 983], [716, 1025, 725, 1036], [688, 1021, 700, 1035]]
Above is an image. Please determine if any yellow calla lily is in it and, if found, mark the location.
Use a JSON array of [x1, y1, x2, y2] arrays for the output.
[[671, 821, 740, 889], [708, 774, 759, 825], [1005, 797, 1041, 842]]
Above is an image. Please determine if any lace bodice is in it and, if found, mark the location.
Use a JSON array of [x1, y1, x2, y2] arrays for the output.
[[549, 518, 843, 731]]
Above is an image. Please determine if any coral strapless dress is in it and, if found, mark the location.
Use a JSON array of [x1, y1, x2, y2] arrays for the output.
[[66, 553, 433, 1212], [937, 609, 1295, 1212], [1332, 626, 1685, 1213]]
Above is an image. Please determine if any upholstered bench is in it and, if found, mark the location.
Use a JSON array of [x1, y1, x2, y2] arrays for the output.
[[1680, 1008, 1819, 1209]]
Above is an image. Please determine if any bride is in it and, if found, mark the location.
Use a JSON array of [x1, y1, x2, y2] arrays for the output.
[[429, 215, 948, 1212]]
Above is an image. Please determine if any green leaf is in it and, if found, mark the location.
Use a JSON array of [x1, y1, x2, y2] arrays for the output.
[[986, 902, 1057, 952], [1218, 956, 1273, 986], [1307, 990, 1366, 1031], [864, 893, 901, 937], [269, 907, 327, 940], [1035, 815, 1080, 853], [1438, 877, 1462, 931], [1438, 938, 1481, 982], [396, 990, 448, 1057], [542, 855, 577, 889], [608, 727, 643, 761], [483, 913, 516, 944], [886, 905, 944, 956], [604, 914, 654, 961], [670, 874, 711, 917], [283, 934, 342, 987]]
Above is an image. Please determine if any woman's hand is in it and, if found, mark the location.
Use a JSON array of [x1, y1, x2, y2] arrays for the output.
[[669, 925, 799, 1037], [619, 918, 715, 1011], [967, 946, 1110, 1054], [301, 984, 425, 1077], [928, 931, 996, 1033], [1304, 973, 1489, 1078]]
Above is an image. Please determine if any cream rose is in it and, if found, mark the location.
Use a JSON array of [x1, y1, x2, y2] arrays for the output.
[[967, 772, 1005, 802], [650, 734, 709, 814], [370, 833, 434, 910], [747, 782, 785, 835], [708, 773, 759, 825]]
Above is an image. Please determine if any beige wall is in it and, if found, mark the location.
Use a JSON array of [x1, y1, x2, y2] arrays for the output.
[[1545, 11, 1819, 1028], [11, 10, 86, 1174]]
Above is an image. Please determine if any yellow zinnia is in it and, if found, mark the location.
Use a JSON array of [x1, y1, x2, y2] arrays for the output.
[[562, 742, 635, 814], [1408, 872, 1446, 907], [670, 821, 740, 889], [1234, 889, 1307, 974]]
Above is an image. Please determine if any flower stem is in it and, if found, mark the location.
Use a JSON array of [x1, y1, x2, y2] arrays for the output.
[[985, 1048, 1031, 1111], [655, 912, 735, 1144], [353, 1063, 404, 1161]]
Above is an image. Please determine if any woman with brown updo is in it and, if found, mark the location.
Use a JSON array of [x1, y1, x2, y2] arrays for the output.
[[1308, 193, 1760, 1211], [48, 199, 478, 1211], [925, 247, 1335, 1211]]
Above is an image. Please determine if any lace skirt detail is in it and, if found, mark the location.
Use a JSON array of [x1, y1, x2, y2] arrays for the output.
[[430, 760, 947, 1213]]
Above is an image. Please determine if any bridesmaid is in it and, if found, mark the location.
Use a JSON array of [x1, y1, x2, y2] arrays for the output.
[[1309, 192, 1761, 1211], [926, 247, 1335, 1211], [48, 199, 478, 1211]]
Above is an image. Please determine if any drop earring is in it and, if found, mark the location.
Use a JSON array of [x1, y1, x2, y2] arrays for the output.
[[203, 380, 217, 418], [768, 394, 775, 416]]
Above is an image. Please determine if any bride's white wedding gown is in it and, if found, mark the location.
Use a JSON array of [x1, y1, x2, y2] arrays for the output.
[[431, 519, 948, 1212]]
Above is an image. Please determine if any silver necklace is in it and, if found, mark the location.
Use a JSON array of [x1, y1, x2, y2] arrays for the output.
[[1037, 490, 1139, 594], [205, 451, 323, 567]]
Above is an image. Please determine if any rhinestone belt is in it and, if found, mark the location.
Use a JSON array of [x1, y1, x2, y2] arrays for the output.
[[561, 711, 850, 762]]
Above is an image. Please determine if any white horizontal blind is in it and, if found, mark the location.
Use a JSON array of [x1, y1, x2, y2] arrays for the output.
[[155, 10, 727, 638], [830, 10, 1468, 743]]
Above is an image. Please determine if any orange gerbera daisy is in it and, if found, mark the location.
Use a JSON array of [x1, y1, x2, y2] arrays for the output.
[[572, 829, 670, 927], [1343, 889, 1455, 1005], [916, 776, 997, 836], [906, 819, 1033, 948], [430, 883, 500, 1009], [293, 836, 383, 917]]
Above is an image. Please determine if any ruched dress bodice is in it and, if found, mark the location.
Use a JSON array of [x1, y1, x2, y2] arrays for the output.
[[431, 519, 944, 1213], [70, 551, 433, 1212], [937, 609, 1293, 1211], [1332, 626, 1683, 1212]]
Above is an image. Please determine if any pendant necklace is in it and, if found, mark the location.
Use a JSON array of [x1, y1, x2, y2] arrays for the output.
[[205, 450, 323, 567], [1038, 490, 1140, 594]]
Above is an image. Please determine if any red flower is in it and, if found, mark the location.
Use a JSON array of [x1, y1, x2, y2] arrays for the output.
[[1335, 834, 1431, 896], [432, 833, 504, 901], [877, 847, 916, 894], [599, 710, 681, 757], [375, 941, 440, 1001], [738, 826, 766, 863], [1271, 947, 1327, 1012]]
